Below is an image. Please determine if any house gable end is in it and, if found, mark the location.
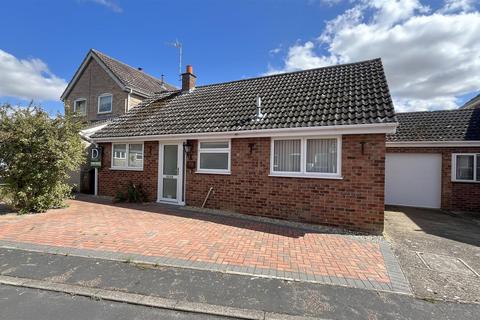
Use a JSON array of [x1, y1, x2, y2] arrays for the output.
[[61, 50, 125, 101]]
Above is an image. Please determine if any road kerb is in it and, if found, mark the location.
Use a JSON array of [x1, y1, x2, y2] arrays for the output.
[[0, 275, 277, 320]]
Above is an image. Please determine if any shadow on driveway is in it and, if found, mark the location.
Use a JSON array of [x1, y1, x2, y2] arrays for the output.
[[386, 205, 480, 247], [73, 194, 361, 239], [385, 205, 480, 303]]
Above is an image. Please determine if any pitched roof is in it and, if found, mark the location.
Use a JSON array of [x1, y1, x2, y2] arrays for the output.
[[461, 93, 480, 109], [92, 58, 396, 139], [387, 109, 480, 142], [61, 49, 176, 100], [91, 50, 177, 95]]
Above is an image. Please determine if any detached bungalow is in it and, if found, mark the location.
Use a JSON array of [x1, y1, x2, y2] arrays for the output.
[[91, 59, 398, 233]]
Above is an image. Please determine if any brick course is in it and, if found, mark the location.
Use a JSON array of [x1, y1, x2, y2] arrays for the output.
[[386, 146, 480, 213], [98, 142, 158, 201], [186, 135, 386, 234]]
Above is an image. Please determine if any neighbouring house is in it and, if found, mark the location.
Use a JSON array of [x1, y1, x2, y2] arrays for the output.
[[461, 93, 480, 109], [91, 59, 398, 233], [385, 109, 480, 212], [60, 49, 175, 193]]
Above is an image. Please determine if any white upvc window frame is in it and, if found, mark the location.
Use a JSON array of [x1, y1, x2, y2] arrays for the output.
[[270, 136, 342, 179], [196, 139, 231, 175], [73, 98, 87, 115], [111, 142, 144, 171], [98, 93, 113, 114], [451, 153, 480, 183]]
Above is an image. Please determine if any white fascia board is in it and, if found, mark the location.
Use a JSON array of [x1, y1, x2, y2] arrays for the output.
[[124, 86, 151, 98], [92, 122, 398, 143], [386, 141, 480, 147], [80, 123, 110, 138]]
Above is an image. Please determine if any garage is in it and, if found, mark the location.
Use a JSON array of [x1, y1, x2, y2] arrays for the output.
[[385, 153, 442, 208]]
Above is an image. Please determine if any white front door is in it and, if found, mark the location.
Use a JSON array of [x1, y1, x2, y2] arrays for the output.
[[158, 142, 184, 204]]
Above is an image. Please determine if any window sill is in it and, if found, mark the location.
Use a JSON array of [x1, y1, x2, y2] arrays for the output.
[[451, 180, 480, 184], [195, 170, 231, 175], [98, 111, 112, 115], [110, 167, 143, 171], [269, 173, 343, 180]]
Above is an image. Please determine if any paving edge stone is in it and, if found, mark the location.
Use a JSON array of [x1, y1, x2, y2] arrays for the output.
[[379, 242, 412, 294], [0, 240, 410, 295], [0, 275, 326, 320]]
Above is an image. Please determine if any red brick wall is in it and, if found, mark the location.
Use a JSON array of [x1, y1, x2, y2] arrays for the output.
[[98, 142, 158, 201], [186, 135, 386, 234], [386, 146, 480, 213]]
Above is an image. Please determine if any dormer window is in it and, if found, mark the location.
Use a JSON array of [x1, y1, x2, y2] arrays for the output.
[[73, 98, 87, 115], [98, 93, 113, 114]]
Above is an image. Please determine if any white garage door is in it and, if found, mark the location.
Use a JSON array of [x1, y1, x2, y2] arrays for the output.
[[385, 153, 442, 208]]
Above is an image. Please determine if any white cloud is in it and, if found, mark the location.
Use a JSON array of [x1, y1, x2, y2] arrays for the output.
[[317, 0, 343, 6], [0, 49, 67, 101], [269, 45, 283, 56], [86, 0, 123, 13], [268, 0, 480, 111], [439, 0, 476, 13]]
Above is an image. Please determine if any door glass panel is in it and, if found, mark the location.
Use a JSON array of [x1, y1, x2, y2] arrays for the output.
[[163, 145, 178, 175], [162, 178, 177, 199]]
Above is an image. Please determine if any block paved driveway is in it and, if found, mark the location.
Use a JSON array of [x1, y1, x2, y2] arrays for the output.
[[0, 198, 408, 292]]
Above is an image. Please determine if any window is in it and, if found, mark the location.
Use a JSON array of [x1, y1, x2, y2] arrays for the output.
[[73, 99, 87, 115], [452, 154, 480, 182], [197, 140, 230, 174], [98, 93, 112, 114], [112, 143, 143, 170], [271, 137, 341, 178]]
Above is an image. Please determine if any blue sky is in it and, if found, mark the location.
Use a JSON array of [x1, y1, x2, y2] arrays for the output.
[[1, 0, 479, 114]]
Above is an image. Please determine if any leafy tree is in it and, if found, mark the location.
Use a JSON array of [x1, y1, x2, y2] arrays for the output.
[[0, 104, 85, 213]]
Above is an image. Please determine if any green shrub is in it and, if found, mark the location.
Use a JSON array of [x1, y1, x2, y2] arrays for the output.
[[114, 191, 127, 203], [115, 183, 148, 203], [0, 104, 85, 214]]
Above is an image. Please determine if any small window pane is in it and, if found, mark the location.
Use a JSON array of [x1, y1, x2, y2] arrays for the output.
[[477, 155, 480, 181], [128, 144, 143, 168], [200, 141, 229, 149], [456, 155, 474, 180], [273, 140, 301, 172], [99, 95, 112, 113], [74, 100, 86, 115], [199, 153, 228, 170], [306, 139, 337, 173], [113, 144, 127, 167]]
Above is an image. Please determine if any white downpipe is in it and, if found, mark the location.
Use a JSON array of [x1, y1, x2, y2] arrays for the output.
[[126, 88, 133, 112]]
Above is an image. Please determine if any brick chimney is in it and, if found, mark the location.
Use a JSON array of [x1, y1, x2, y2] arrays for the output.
[[182, 65, 196, 92]]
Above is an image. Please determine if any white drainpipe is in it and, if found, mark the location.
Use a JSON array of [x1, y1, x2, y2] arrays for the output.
[[126, 88, 133, 112]]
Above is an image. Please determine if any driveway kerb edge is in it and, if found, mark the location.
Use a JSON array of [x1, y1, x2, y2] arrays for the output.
[[0, 240, 410, 295]]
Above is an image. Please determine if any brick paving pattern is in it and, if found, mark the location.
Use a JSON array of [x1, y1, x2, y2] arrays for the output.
[[0, 199, 408, 292]]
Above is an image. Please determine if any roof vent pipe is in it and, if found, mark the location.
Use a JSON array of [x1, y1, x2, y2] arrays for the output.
[[256, 95, 264, 119]]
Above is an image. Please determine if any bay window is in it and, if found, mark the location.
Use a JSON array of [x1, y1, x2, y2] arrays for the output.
[[452, 154, 480, 182], [112, 143, 143, 170], [271, 137, 341, 178], [197, 140, 230, 174]]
